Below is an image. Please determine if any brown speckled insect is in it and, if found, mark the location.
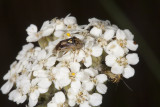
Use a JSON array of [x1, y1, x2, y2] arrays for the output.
[[105, 71, 121, 83], [104, 70, 133, 91], [55, 36, 83, 52]]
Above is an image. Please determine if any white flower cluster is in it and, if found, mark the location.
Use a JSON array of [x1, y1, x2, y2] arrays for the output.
[[1, 15, 139, 107]]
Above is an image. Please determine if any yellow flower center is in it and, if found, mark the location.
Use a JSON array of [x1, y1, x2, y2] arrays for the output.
[[66, 33, 71, 37], [71, 72, 76, 76]]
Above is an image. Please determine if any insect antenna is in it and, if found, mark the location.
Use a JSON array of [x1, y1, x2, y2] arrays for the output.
[[121, 79, 133, 92]]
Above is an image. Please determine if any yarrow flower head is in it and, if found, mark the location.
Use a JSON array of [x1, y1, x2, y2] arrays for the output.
[[1, 14, 139, 107]]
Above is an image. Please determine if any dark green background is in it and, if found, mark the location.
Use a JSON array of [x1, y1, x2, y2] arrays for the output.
[[0, 0, 160, 107]]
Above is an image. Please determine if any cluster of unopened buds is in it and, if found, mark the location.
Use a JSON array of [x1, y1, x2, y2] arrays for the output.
[[1, 14, 139, 107]]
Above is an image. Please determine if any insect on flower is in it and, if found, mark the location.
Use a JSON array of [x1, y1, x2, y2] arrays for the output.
[[105, 71, 121, 83], [54, 36, 84, 52]]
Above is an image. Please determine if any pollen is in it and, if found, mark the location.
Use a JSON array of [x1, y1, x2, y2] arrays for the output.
[[66, 33, 71, 37], [71, 72, 76, 76]]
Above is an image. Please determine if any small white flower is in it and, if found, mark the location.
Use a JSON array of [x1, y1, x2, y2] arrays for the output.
[[116, 29, 138, 51], [105, 53, 139, 77], [105, 40, 125, 57], [28, 78, 51, 107], [1, 61, 19, 94], [40, 20, 55, 37], [16, 74, 31, 95], [16, 43, 34, 60], [47, 91, 65, 107], [53, 67, 71, 90], [67, 87, 98, 107], [87, 18, 110, 30], [26, 24, 39, 42], [26, 21, 54, 42], [9, 89, 27, 104], [82, 37, 103, 67], [82, 68, 108, 94]]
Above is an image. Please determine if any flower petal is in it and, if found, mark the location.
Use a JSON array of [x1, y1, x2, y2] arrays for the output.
[[105, 41, 125, 57], [126, 40, 138, 51], [47, 101, 57, 107], [55, 23, 65, 30], [54, 91, 66, 103], [89, 93, 102, 106], [42, 28, 54, 37], [38, 78, 51, 89], [104, 29, 115, 41], [76, 50, 85, 62], [38, 88, 48, 93], [29, 97, 38, 107], [84, 56, 92, 67], [111, 63, 124, 74], [80, 101, 91, 107], [96, 83, 107, 94], [64, 15, 77, 25], [45, 57, 57, 67], [90, 27, 102, 37], [37, 50, 46, 60], [71, 80, 81, 93], [105, 54, 116, 67], [26, 24, 39, 42], [84, 68, 97, 77], [96, 74, 108, 83], [126, 53, 139, 65], [124, 29, 134, 40], [123, 65, 135, 79], [33, 70, 47, 78], [29, 90, 40, 101], [91, 45, 103, 57], [70, 62, 80, 73], [68, 99, 76, 107], [82, 81, 94, 91], [54, 30, 64, 37], [1, 81, 13, 94], [116, 29, 126, 40]]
